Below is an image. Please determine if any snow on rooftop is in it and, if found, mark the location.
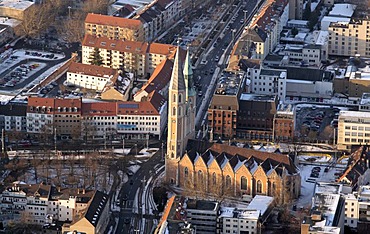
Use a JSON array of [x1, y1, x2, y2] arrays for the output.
[[0, 0, 34, 10], [339, 110, 370, 118], [321, 16, 350, 31], [315, 30, 329, 45], [328, 4, 356, 18], [219, 207, 235, 218], [312, 193, 340, 227], [219, 207, 260, 219], [0, 17, 21, 28], [315, 182, 342, 194], [246, 195, 273, 216]]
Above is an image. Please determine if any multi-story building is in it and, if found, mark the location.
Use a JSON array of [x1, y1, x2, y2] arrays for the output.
[[250, 68, 287, 101], [186, 199, 219, 234], [237, 94, 278, 141], [66, 62, 120, 92], [273, 104, 295, 142], [337, 111, 370, 150], [283, 44, 322, 67], [0, 0, 35, 20], [208, 73, 242, 139], [85, 13, 145, 41], [328, 17, 370, 57], [344, 185, 370, 232], [0, 182, 105, 229], [219, 208, 260, 234], [301, 182, 345, 234], [116, 91, 167, 139], [0, 104, 27, 132], [53, 98, 82, 139], [26, 97, 55, 134], [289, 0, 303, 19], [110, 0, 183, 42], [81, 34, 176, 77], [62, 190, 110, 234], [81, 101, 117, 140], [242, 0, 289, 60], [27, 96, 167, 139]]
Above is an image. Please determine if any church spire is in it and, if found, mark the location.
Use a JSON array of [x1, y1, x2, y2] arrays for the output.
[[169, 48, 186, 91], [183, 49, 196, 100]]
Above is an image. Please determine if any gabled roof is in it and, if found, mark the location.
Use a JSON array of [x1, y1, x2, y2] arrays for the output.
[[82, 101, 117, 117], [85, 13, 142, 29], [116, 91, 165, 115], [137, 58, 173, 95], [68, 62, 118, 78], [83, 191, 109, 227]]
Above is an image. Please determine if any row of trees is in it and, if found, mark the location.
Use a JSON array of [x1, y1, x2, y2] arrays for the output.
[[15, 0, 110, 41]]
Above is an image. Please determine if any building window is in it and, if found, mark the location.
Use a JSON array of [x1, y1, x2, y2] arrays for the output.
[[212, 172, 216, 185], [241, 176, 247, 190], [226, 175, 231, 188], [184, 167, 188, 178], [257, 180, 262, 193], [172, 107, 176, 116]]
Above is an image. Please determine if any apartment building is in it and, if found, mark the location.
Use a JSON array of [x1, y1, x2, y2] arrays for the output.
[[85, 13, 145, 41], [116, 91, 167, 139], [283, 44, 322, 67], [243, 0, 289, 60], [0, 104, 27, 132], [328, 17, 370, 57], [208, 73, 243, 139], [288, 0, 303, 19], [27, 96, 167, 139], [0, 183, 104, 227], [81, 102, 117, 140], [344, 185, 370, 232], [67, 62, 120, 92], [301, 182, 345, 234], [273, 104, 295, 142], [219, 208, 260, 234], [337, 111, 370, 150], [250, 68, 287, 101], [186, 199, 219, 234], [26, 97, 55, 134], [81, 34, 176, 77], [237, 94, 278, 141]]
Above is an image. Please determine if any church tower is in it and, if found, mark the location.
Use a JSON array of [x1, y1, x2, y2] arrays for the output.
[[166, 48, 188, 185], [183, 49, 196, 140]]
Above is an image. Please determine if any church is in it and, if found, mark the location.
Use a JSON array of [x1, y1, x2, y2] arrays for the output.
[[165, 48, 301, 204]]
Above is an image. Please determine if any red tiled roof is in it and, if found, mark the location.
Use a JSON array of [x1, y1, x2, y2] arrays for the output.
[[82, 102, 117, 117], [138, 58, 173, 95], [82, 34, 148, 55], [85, 13, 142, 29], [116, 91, 165, 115], [68, 62, 118, 78]]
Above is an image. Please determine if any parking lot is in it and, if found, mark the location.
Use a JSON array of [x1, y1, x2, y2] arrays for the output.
[[0, 49, 65, 93], [295, 105, 340, 142]]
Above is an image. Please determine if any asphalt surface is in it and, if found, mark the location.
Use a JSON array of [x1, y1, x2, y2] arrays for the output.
[[0, 40, 79, 92], [194, 0, 257, 129], [115, 148, 164, 234]]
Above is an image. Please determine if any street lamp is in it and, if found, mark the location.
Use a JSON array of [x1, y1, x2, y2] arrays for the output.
[[68, 6, 72, 19], [243, 10, 248, 23], [232, 29, 236, 42]]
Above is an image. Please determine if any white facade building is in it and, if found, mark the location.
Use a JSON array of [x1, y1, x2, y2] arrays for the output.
[[337, 111, 370, 150], [283, 44, 322, 66], [250, 68, 287, 101], [219, 208, 260, 234], [67, 62, 119, 92]]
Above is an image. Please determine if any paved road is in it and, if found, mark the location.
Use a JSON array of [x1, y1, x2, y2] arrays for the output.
[[115, 148, 164, 234], [194, 0, 257, 130]]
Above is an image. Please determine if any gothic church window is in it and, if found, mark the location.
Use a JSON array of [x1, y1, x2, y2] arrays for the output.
[[212, 172, 216, 185], [241, 176, 247, 190], [257, 180, 262, 193], [226, 175, 231, 188], [173, 94, 176, 102], [172, 107, 176, 116], [184, 167, 189, 178], [179, 94, 182, 103]]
